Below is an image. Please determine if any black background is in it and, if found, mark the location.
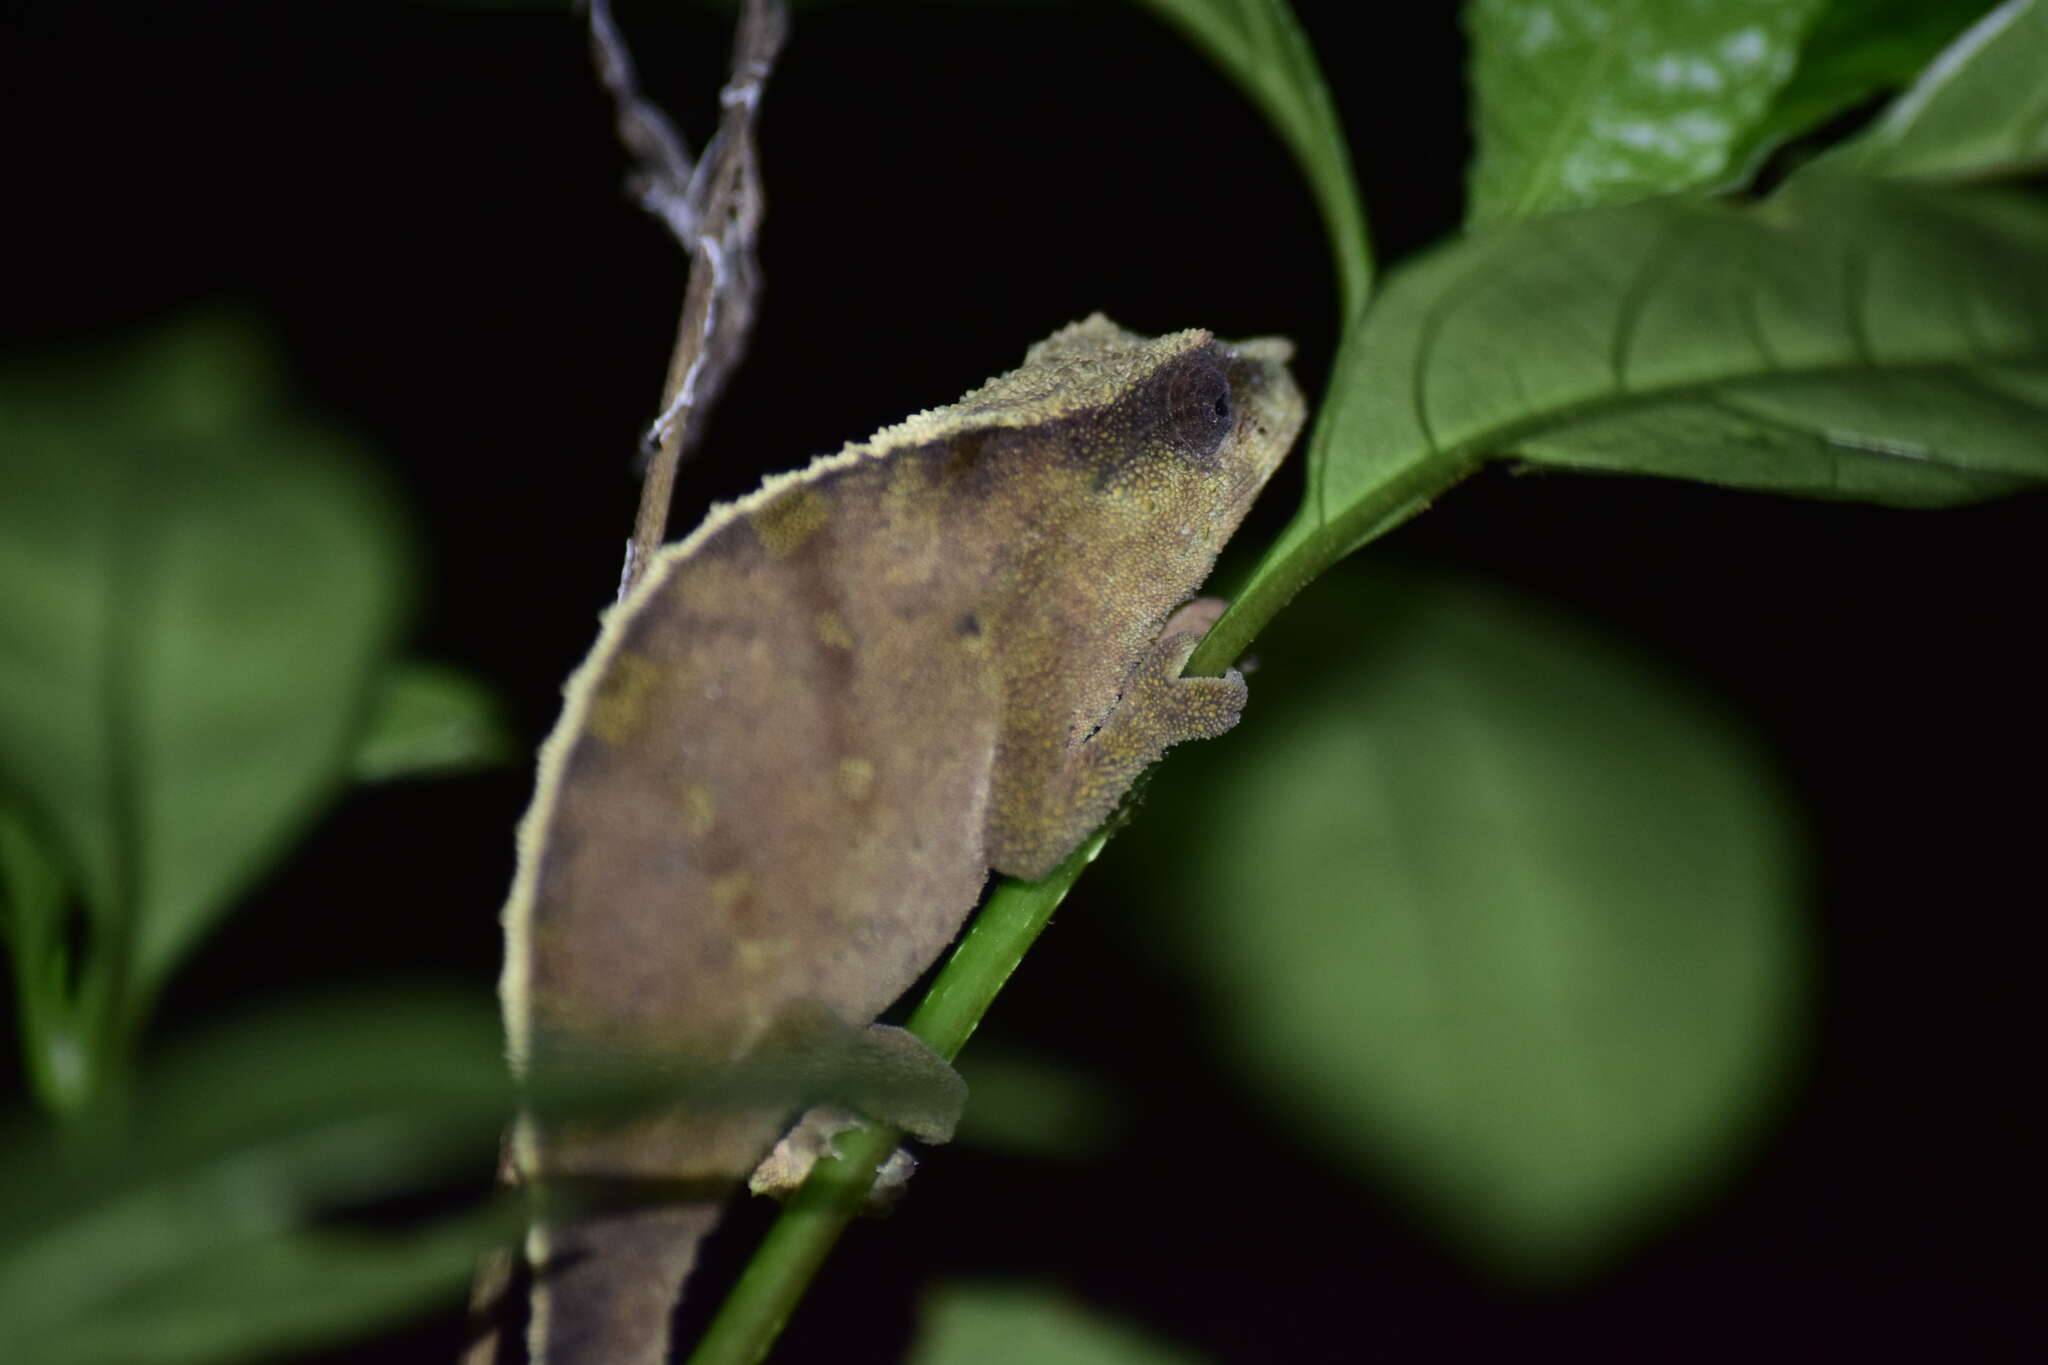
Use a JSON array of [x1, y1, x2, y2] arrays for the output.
[[3, 1, 2042, 1360]]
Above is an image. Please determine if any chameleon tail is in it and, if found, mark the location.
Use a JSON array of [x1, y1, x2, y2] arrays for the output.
[[528, 1202, 723, 1365], [462, 1201, 723, 1365]]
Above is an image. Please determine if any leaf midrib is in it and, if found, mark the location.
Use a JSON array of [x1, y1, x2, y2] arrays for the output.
[[1500, 0, 1648, 222], [1417, 352, 2048, 476]]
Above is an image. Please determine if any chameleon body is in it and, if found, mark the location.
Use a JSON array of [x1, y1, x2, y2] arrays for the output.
[[495, 316, 1305, 1362]]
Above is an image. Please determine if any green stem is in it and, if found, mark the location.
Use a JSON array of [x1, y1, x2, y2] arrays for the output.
[[11, 931, 79, 1118], [0, 811, 101, 1121], [1258, 45, 1375, 320], [1188, 447, 1480, 679], [679, 1120, 891, 1365], [1136, 0, 1375, 318]]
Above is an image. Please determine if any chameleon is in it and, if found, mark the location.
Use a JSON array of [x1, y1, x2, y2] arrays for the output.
[[491, 314, 1305, 1363]]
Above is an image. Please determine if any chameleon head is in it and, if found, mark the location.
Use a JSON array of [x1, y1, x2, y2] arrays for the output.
[[1100, 321, 1304, 531], [978, 313, 1307, 587]]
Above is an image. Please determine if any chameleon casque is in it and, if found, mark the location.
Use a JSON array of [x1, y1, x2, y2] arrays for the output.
[[494, 315, 1305, 1363]]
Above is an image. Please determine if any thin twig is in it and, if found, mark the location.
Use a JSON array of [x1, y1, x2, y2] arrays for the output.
[[584, 0, 789, 597]]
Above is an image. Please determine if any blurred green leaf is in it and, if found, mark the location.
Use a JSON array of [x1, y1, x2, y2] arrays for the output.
[[13, 1206, 520, 1365], [1119, 567, 1805, 1278], [352, 661, 514, 783], [0, 985, 1065, 1363], [1722, 0, 1994, 184], [1463, 0, 1826, 225], [529, 1006, 971, 1148], [909, 1283, 1206, 1365], [1817, 0, 2048, 180], [0, 989, 509, 1238], [0, 313, 411, 1106], [952, 1048, 1122, 1160], [1267, 173, 2048, 583], [0, 989, 511, 1365], [1132, 0, 1372, 314], [0, 977, 960, 1334]]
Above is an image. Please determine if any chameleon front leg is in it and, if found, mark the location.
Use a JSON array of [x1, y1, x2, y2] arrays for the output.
[[988, 596, 1247, 882]]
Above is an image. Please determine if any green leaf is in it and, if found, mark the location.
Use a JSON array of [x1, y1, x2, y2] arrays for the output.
[[351, 661, 514, 782], [1300, 173, 2048, 569], [1118, 567, 1806, 1279], [909, 1283, 1207, 1365], [0, 989, 513, 1365], [1464, 0, 1827, 225], [0, 313, 412, 1102], [1131, 0, 1373, 313], [1722, 0, 1995, 183], [1820, 0, 2048, 180]]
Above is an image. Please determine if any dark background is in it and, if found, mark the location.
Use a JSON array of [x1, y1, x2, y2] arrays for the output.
[[3, 1, 2041, 1360]]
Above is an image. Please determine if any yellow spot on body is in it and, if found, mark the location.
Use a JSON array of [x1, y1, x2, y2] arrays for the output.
[[680, 782, 716, 837], [711, 873, 752, 913], [734, 934, 792, 976], [588, 651, 660, 745], [814, 610, 855, 650], [835, 756, 875, 802], [749, 486, 830, 558]]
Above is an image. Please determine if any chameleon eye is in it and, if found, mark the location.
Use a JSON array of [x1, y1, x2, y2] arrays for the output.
[[1161, 357, 1233, 464]]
